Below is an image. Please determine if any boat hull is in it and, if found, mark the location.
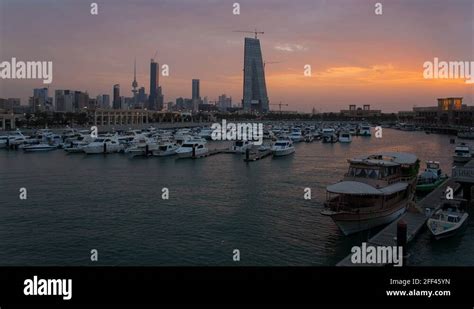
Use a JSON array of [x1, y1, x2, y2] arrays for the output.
[[323, 205, 407, 235], [272, 147, 295, 157]]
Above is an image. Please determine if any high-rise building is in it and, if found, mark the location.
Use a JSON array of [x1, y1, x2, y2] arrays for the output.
[[55, 90, 74, 112], [148, 59, 159, 110], [157, 86, 164, 111], [73, 91, 89, 112], [192, 79, 200, 100], [242, 37, 269, 113], [218, 94, 232, 112], [131, 58, 138, 103], [96, 94, 110, 109], [138, 87, 147, 105], [113, 84, 121, 109], [30, 88, 53, 112]]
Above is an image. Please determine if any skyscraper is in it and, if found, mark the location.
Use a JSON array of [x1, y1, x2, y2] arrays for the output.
[[131, 58, 138, 103], [113, 84, 121, 109], [242, 37, 269, 113], [148, 59, 159, 110], [192, 79, 200, 100], [55, 90, 74, 112]]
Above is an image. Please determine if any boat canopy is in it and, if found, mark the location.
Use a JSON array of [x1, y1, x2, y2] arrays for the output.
[[327, 181, 383, 195], [349, 158, 399, 167], [379, 182, 408, 195], [327, 181, 408, 196], [352, 152, 418, 165]]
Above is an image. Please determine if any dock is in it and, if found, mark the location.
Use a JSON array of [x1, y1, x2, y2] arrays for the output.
[[178, 148, 230, 159], [243, 149, 273, 162], [337, 178, 459, 266]]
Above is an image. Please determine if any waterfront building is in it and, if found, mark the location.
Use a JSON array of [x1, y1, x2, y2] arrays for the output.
[[242, 37, 269, 113], [413, 97, 473, 126], [92, 109, 149, 127], [113, 84, 121, 109], [340, 104, 382, 118]]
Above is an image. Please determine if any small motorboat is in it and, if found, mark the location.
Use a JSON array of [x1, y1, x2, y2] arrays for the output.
[[152, 142, 179, 157], [427, 200, 468, 239], [304, 134, 314, 143], [416, 161, 448, 194], [339, 131, 352, 143], [23, 143, 58, 152], [271, 139, 295, 157]]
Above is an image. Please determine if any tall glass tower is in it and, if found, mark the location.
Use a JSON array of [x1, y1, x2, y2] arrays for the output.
[[242, 37, 269, 113], [148, 59, 159, 110]]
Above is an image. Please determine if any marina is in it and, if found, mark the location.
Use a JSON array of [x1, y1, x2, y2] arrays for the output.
[[1, 124, 473, 266]]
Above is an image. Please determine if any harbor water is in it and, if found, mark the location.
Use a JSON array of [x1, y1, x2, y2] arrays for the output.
[[1, 128, 473, 266]]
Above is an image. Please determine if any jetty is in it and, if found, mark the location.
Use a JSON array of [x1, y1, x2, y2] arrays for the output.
[[337, 178, 460, 266], [243, 148, 273, 162], [177, 148, 230, 159]]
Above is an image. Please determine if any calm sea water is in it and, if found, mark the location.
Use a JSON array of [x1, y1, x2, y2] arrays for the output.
[[0, 128, 472, 266]]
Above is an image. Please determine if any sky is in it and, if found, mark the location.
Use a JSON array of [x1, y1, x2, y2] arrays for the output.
[[0, 0, 473, 113]]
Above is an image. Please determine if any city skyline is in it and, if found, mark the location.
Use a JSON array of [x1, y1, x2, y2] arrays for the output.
[[0, 0, 473, 112]]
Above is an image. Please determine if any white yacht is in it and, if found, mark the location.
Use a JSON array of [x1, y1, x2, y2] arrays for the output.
[[176, 140, 208, 158], [198, 127, 214, 140], [0, 136, 8, 148], [304, 134, 314, 143], [83, 136, 122, 154], [359, 124, 371, 136], [453, 143, 472, 163], [23, 143, 58, 152], [63, 134, 95, 153], [231, 140, 253, 153], [289, 129, 304, 143], [322, 128, 338, 143], [7, 130, 29, 146], [153, 142, 180, 157], [271, 139, 295, 157], [427, 200, 468, 239], [339, 131, 352, 143], [124, 136, 158, 158]]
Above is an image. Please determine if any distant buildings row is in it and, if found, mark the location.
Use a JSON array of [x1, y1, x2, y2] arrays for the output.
[[398, 97, 474, 126], [0, 83, 233, 114]]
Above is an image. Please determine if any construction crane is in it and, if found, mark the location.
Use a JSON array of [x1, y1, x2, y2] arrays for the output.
[[152, 50, 158, 61], [233, 29, 264, 39], [269, 102, 289, 114]]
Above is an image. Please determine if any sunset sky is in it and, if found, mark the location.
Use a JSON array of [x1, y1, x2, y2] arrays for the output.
[[0, 0, 472, 112]]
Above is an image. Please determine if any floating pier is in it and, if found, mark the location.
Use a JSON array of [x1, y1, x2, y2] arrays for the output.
[[177, 148, 230, 159], [243, 148, 273, 162], [337, 178, 460, 266]]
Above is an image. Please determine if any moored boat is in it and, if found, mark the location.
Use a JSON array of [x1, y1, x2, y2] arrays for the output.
[[271, 139, 295, 157], [339, 131, 352, 143], [427, 200, 468, 239], [321, 152, 419, 235], [453, 143, 472, 163], [416, 161, 448, 194]]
